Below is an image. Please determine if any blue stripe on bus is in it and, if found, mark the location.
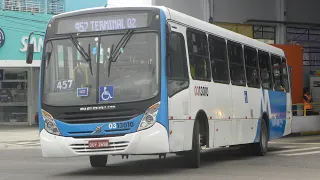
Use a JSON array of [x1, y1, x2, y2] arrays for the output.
[[54, 114, 144, 137], [268, 90, 287, 140], [254, 90, 287, 142], [38, 30, 46, 133], [156, 9, 169, 134]]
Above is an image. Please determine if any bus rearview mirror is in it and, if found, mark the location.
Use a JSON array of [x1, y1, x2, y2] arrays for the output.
[[26, 44, 34, 64]]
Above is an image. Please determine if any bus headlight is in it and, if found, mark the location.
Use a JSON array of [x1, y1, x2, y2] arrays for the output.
[[42, 109, 61, 136], [138, 102, 160, 131]]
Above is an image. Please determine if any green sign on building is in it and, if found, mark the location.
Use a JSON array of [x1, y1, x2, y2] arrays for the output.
[[0, 11, 52, 63]]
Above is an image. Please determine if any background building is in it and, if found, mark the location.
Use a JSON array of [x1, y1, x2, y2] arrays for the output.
[[107, 0, 320, 106], [0, 0, 107, 125]]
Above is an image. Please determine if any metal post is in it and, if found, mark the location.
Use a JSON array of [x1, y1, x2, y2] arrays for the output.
[[275, 0, 286, 44], [304, 104, 306, 116], [28, 67, 33, 126]]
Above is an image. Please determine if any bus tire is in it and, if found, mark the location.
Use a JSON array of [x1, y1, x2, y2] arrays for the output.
[[90, 155, 108, 167], [252, 119, 268, 156], [186, 120, 201, 168]]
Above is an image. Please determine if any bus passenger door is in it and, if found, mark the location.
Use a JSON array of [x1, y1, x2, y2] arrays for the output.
[[166, 23, 191, 152]]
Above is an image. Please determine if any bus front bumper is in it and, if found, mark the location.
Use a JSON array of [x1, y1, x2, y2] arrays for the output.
[[40, 122, 169, 157]]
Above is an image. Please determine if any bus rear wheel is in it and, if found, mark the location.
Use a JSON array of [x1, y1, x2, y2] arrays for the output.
[[90, 155, 108, 167], [186, 120, 201, 168], [252, 119, 268, 156], [240, 119, 268, 156]]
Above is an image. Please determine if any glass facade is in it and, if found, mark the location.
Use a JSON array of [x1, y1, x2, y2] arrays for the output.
[[0, 69, 28, 123]]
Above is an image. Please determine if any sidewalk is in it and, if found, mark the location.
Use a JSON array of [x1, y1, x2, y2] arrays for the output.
[[0, 125, 40, 149]]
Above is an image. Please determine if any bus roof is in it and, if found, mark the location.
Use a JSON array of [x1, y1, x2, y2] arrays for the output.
[[52, 5, 285, 57]]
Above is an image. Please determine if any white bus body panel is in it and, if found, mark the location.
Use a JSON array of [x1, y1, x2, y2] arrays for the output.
[[165, 7, 291, 152], [40, 122, 169, 157]]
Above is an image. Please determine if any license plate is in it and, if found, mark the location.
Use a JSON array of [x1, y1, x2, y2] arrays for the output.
[[88, 140, 109, 148]]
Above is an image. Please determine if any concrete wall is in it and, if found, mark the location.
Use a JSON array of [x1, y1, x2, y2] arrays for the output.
[[156, 0, 209, 21], [286, 0, 320, 24], [292, 116, 320, 133], [106, 0, 320, 25], [213, 0, 320, 24], [213, 0, 277, 23], [107, 0, 209, 21]]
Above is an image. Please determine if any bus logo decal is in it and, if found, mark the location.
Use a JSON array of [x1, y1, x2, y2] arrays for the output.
[[194, 86, 209, 96], [80, 105, 116, 111], [92, 124, 106, 135]]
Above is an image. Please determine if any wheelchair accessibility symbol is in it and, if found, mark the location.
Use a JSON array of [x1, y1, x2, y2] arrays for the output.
[[99, 86, 114, 102]]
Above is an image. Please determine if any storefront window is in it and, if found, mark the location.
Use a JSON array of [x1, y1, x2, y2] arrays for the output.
[[0, 69, 28, 123]]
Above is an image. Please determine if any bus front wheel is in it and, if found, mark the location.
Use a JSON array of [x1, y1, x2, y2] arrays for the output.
[[90, 155, 108, 167], [186, 120, 201, 168]]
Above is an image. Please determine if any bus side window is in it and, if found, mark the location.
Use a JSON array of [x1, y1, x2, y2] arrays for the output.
[[208, 35, 229, 83], [186, 28, 211, 81], [244, 46, 260, 88], [258, 51, 273, 90], [167, 32, 189, 97], [271, 55, 282, 91], [227, 41, 245, 86], [281, 57, 290, 92]]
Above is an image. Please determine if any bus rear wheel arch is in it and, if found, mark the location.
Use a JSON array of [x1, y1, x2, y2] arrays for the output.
[[185, 110, 209, 168], [195, 110, 209, 148]]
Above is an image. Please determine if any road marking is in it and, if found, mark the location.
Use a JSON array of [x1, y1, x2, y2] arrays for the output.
[[280, 146, 298, 149], [282, 150, 320, 156], [269, 142, 320, 145], [269, 147, 320, 154]]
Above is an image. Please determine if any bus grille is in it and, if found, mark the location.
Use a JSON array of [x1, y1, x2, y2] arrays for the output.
[[69, 141, 129, 154], [55, 109, 142, 124]]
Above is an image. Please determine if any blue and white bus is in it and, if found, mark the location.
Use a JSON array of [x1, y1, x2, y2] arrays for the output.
[[26, 6, 292, 168]]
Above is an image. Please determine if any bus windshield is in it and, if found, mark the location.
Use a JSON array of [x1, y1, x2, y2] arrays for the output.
[[42, 32, 159, 106]]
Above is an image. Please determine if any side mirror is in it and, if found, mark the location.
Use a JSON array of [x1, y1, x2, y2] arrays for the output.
[[26, 44, 34, 64]]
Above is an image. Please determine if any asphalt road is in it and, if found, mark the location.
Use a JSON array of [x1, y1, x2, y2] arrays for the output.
[[1, 135, 320, 180]]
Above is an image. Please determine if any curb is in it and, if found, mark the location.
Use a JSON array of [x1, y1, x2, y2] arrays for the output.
[[300, 131, 320, 136]]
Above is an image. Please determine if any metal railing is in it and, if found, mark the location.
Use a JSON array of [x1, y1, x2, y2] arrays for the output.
[[292, 102, 320, 116]]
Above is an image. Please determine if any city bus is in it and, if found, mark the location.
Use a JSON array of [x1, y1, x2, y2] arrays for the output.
[[26, 5, 292, 168]]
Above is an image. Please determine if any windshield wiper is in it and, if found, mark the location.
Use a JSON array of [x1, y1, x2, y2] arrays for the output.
[[107, 29, 134, 77], [68, 34, 93, 75]]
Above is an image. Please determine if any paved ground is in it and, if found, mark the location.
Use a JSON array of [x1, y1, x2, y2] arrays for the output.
[[0, 126, 39, 149], [1, 132, 320, 180]]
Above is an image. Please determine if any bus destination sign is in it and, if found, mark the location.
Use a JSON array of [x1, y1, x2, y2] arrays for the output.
[[55, 13, 149, 34]]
